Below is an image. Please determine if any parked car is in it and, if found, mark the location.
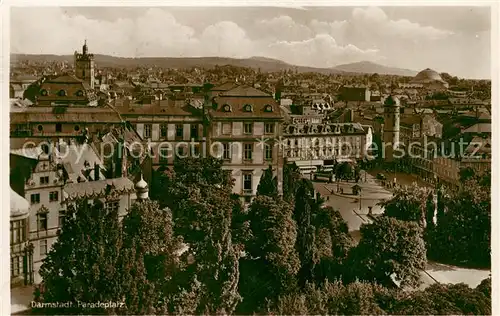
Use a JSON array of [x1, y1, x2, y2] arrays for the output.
[[376, 173, 386, 180]]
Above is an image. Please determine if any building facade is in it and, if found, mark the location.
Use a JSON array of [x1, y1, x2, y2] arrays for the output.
[[282, 121, 372, 172], [207, 85, 283, 202], [10, 189, 33, 288], [10, 142, 136, 283]]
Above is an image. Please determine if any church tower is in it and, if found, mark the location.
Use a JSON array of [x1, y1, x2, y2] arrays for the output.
[[383, 95, 400, 162], [74, 40, 95, 89]]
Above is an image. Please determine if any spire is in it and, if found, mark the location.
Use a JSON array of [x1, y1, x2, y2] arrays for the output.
[[83, 39, 88, 55]]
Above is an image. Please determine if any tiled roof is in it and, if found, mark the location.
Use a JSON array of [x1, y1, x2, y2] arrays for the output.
[[55, 142, 106, 183], [63, 177, 134, 200], [210, 95, 282, 119], [211, 82, 238, 91], [10, 106, 123, 123], [115, 98, 201, 117], [462, 123, 491, 134], [221, 86, 271, 97], [37, 74, 96, 103]]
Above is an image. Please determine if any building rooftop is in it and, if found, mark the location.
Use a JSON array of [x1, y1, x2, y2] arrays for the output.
[[63, 177, 135, 202], [10, 188, 30, 218]]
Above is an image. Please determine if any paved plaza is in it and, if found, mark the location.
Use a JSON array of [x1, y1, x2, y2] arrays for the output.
[[312, 170, 490, 290]]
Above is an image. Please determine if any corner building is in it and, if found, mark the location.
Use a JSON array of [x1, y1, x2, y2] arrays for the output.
[[207, 86, 284, 203]]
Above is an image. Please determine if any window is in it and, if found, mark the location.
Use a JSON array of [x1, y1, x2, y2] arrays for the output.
[[265, 123, 275, 134], [265, 144, 273, 160], [160, 124, 168, 138], [191, 124, 199, 140], [144, 124, 152, 138], [31, 193, 40, 204], [58, 210, 66, 227], [176, 124, 184, 139], [40, 176, 49, 185], [243, 173, 252, 191], [177, 145, 187, 157], [223, 143, 231, 160], [74, 125, 80, 131], [58, 90, 66, 97], [37, 125, 43, 132], [49, 191, 59, 202], [244, 144, 253, 160], [159, 147, 169, 163], [10, 220, 26, 244], [40, 239, 48, 256], [264, 104, 273, 112], [244, 123, 253, 135], [244, 104, 253, 112], [11, 256, 22, 277], [55, 123, 62, 133], [105, 200, 120, 213], [193, 144, 201, 157], [38, 213, 48, 231], [222, 123, 232, 135]]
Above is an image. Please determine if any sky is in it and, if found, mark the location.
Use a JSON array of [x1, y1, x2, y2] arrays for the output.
[[10, 6, 491, 79]]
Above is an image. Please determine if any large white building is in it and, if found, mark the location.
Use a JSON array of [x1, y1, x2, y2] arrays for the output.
[[10, 141, 136, 283]]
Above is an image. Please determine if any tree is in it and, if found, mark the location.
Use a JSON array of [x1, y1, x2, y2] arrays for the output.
[[273, 281, 390, 315], [348, 217, 427, 288], [459, 166, 476, 181], [311, 206, 354, 283], [425, 192, 436, 229], [427, 181, 490, 268], [165, 158, 242, 314], [256, 165, 278, 198], [36, 199, 122, 314], [379, 183, 429, 226], [283, 162, 302, 202], [238, 196, 300, 313], [293, 179, 316, 287], [117, 200, 181, 314]]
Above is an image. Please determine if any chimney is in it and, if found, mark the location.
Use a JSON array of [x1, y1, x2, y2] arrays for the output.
[[94, 162, 100, 181]]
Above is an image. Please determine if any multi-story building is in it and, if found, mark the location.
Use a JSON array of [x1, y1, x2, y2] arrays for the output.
[[10, 141, 136, 283], [10, 189, 33, 287], [9, 74, 123, 149], [114, 95, 205, 170], [206, 85, 283, 202], [282, 120, 372, 172]]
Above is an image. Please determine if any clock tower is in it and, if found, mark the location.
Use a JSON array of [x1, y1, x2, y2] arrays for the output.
[[74, 40, 95, 89]]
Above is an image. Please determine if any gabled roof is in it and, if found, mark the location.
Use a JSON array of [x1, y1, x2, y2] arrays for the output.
[[211, 82, 239, 91], [221, 85, 271, 97]]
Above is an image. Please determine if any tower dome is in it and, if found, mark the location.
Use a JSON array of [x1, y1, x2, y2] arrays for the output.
[[135, 174, 149, 201], [11, 188, 30, 218], [412, 68, 445, 83], [384, 95, 400, 107]]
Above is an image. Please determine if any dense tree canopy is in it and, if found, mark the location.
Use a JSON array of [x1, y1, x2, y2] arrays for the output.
[[36, 200, 122, 314], [348, 217, 427, 288]]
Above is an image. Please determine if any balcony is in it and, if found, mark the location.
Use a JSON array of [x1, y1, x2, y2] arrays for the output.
[[242, 189, 253, 195]]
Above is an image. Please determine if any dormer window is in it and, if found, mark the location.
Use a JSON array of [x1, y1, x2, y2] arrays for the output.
[[40, 89, 48, 96], [58, 90, 67, 97], [264, 104, 273, 112], [244, 104, 253, 112], [223, 104, 232, 112]]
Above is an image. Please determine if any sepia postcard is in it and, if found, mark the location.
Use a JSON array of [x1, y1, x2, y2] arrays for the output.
[[3, 2, 497, 315]]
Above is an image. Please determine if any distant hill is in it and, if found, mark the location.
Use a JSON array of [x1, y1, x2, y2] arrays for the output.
[[332, 61, 417, 77], [11, 54, 344, 75]]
